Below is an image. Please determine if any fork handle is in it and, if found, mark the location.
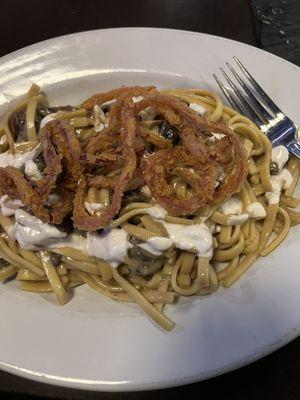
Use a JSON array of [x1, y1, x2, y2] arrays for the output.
[[287, 140, 300, 159]]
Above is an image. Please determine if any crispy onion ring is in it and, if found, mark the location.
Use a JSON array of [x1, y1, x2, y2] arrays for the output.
[[82, 101, 123, 164], [205, 121, 248, 204], [0, 166, 51, 222], [0, 121, 83, 224], [0, 166, 76, 225], [134, 93, 209, 161], [81, 87, 158, 165], [135, 93, 247, 207], [145, 146, 217, 216], [73, 100, 137, 230]]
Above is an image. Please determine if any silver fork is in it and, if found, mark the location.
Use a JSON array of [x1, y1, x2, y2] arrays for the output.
[[213, 57, 300, 158]]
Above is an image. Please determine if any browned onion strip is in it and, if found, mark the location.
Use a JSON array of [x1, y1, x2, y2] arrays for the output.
[[36, 124, 63, 199], [83, 101, 123, 159], [145, 146, 217, 216], [73, 100, 137, 230], [0, 166, 51, 222], [50, 188, 74, 224], [205, 121, 248, 204], [37, 120, 82, 198]]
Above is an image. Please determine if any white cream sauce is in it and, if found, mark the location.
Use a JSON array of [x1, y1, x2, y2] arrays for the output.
[[146, 205, 167, 220], [9, 209, 132, 267], [205, 132, 226, 146], [227, 214, 249, 225], [24, 159, 42, 182], [9, 209, 67, 250], [146, 206, 213, 257], [211, 132, 226, 140], [189, 102, 207, 116], [219, 197, 249, 225], [266, 169, 293, 205], [271, 145, 289, 172], [138, 236, 172, 256], [220, 196, 243, 215], [93, 105, 109, 132], [247, 202, 266, 219], [162, 221, 213, 258], [0, 145, 40, 169], [0, 195, 24, 217], [87, 229, 132, 267], [49, 233, 89, 253], [84, 201, 105, 215], [265, 146, 292, 205], [132, 96, 144, 103]]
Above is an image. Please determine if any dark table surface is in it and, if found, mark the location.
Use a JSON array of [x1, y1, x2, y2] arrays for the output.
[[0, 0, 299, 399]]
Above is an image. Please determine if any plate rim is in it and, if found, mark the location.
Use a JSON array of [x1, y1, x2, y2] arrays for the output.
[[1, 26, 300, 74], [0, 326, 299, 391]]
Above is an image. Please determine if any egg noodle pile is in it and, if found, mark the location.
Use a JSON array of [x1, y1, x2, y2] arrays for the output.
[[0, 84, 299, 331]]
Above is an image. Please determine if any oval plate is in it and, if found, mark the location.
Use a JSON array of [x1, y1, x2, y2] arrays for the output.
[[0, 28, 300, 391]]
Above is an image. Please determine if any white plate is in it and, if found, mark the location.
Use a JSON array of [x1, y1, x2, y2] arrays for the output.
[[0, 28, 300, 392]]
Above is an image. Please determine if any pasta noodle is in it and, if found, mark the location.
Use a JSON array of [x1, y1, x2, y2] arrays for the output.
[[0, 84, 299, 331]]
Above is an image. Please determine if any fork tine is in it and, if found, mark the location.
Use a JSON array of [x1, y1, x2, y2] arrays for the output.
[[226, 62, 274, 123], [213, 73, 244, 115], [219, 67, 265, 127], [233, 57, 281, 114]]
